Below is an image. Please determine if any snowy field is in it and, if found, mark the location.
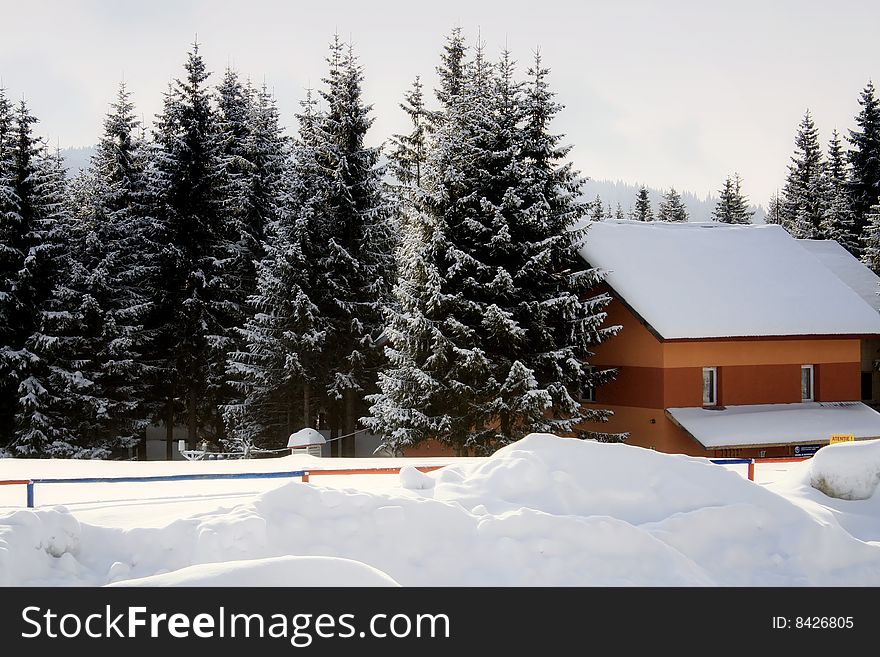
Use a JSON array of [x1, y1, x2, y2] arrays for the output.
[[1, 434, 879, 586]]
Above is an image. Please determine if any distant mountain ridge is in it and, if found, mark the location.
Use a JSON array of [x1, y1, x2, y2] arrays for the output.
[[61, 147, 766, 223], [582, 179, 766, 224]]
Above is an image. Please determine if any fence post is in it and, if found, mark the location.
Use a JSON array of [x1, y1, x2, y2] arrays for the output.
[[26, 481, 34, 508], [747, 460, 755, 482]]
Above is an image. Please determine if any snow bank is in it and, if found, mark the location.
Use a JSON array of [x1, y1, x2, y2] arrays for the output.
[[809, 439, 880, 500], [109, 556, 399, 587], [3, 433, 880, 586]]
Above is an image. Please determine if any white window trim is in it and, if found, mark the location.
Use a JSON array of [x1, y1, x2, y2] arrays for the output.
[[702, 367, 717, 406], [581, 366, 596, 403], [801, 364, 814, 402]]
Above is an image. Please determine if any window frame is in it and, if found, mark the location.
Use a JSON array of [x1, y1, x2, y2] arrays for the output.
[[801, 364, 815, 402], [702, 367, 717, 407], [581, 365, 596, 403]]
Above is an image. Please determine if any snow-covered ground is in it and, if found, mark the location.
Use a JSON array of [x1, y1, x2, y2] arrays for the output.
[[1, 434, 878, 586]]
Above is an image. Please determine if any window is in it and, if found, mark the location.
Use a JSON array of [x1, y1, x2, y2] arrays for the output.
[[862, 372, 873, 402], [801, 365, 814, 402], [702, 367, 717, 406], [581, 366, 596, 403]]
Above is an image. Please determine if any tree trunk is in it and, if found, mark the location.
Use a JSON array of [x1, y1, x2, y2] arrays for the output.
[[165, 392, 174, 461], [187, 388, 197, 450], [343, 388, 356, 457], [303, 382, 311, 428]]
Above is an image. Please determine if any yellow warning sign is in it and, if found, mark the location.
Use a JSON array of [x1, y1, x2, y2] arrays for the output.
[[829, 434, 855, 444]]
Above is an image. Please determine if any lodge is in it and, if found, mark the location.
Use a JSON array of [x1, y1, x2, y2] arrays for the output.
[[578, 220, 880, 458]]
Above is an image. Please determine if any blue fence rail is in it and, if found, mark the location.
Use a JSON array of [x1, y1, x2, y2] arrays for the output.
[[5, 470, 306, 508], [2, 457, 811, 508]]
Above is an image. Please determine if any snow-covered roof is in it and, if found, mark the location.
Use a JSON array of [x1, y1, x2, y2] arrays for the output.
[[578, 220, 880, 339], [666, 402, 880, 448], [287, 428, 327, 448], [799, 239, 880, 312]]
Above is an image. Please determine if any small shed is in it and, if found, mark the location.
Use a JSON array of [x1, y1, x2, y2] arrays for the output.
[[287, 428, 326, 457]]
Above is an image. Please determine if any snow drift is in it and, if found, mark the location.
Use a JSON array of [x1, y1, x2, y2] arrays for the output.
[[2, 433, 880, 586], [809, 438, 880, 500]]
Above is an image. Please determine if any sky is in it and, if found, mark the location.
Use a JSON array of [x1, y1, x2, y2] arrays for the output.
[[1, 0, 877, 206]]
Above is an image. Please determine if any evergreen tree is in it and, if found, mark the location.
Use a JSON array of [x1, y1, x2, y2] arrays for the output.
[[657, 187, 688, 222], [28, 84, 159, 457], [765, 192, 784, 225], [389, 76, 429, 192], [782, 110, 826, 238], [590, 194, 604, 221], [365, 49, 618, 454], [0, 88, 20, 442], [9, 146, 72, 455], [0, 100, 70, 454], [146, 43, 228, 450], [296, 37, 395, 456], [614, 203, 625, 220], [860, 199, 880, 275], [434, 27, 468, 116], [712, 173, 753, 224], [632, 185, 653, 221], [822, 129, 858, 253], [847, 81, 880, 242]]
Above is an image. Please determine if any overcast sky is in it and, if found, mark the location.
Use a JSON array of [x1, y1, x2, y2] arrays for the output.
[[1, 0, 878, 205]]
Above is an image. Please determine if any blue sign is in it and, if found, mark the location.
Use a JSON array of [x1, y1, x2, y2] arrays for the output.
[[794, 444, 822, 456]]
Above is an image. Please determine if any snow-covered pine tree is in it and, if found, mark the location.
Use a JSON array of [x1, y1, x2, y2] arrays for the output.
[[389, 76, 429, 192], [712, 173, 753, 224], [0, 100, 72, 455], [614, 203, 625, 220], [146, 43, 229, 450], [434, 27, 468, 117], [0, 88, 20, 445], [10, 145, 75, 456], [860, 199, 880, 275], [365, 47, 619, 455], [847, 81, 880, 244], [590, 194, 604, 221], [657, 187, 688, 222], [782, 110, 826, 238], [765, 192, 784, 226], [822, 129, 858, 253], [310, 37, 395, 455], [212, 72, 289, 448], [224, 89, 323, 453], [25, 83, 158, 458], [632, 185, 653, 221]]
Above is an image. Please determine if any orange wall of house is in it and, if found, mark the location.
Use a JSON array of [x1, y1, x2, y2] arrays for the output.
[[593, 297, 863, 408], [589, 404, 706, 455], [662, 337, 861, 367], [817, 362, 861, 400], [592, 293, 664, 368]]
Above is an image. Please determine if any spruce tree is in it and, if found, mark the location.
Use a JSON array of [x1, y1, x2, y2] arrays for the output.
[[365, 48, 618, 454], [25, 84, 158, 457], [847, 81, 880, 242], [632, 185, 653, 221], [713, 173, 753, 224], [765, 192, 784, 226], [822, 129, 858, 253], [146, 43, 228, 450], [614, 203, 625, 220], [782, 110, 826, 239], [860, 199, 880, 275], [590, 194, 604, 221], [0, 100, 70, 454], [657, 187, 688, 222], [0, 88, 20, 443], [10, 146, 73, 456], [304, 37, 394, 456]]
